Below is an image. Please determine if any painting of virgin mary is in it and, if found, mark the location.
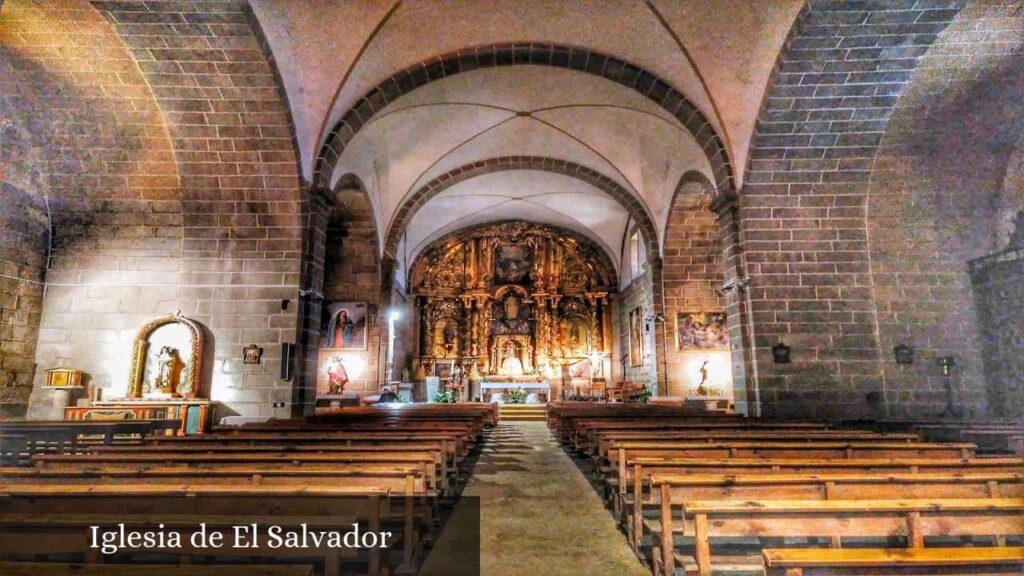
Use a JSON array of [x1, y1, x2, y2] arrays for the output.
[[324, 302, 368, 350]]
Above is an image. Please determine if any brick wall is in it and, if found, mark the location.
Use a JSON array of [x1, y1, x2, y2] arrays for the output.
[[662, 186, 726, 398], [743, 0, 967, 419], [0, 0, 303, 419]]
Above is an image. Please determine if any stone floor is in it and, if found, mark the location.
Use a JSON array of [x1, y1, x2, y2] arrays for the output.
[[422, 421, 649, 576]]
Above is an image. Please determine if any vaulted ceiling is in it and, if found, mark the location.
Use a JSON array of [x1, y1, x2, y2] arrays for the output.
[[248, 0, 806, 269]]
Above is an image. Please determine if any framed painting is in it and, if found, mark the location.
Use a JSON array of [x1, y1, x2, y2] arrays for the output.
[[628, 306, 644, 366], [433, 360, 454, 380], [494, 243, 534, 285], [323, 301, 368, 350], [675, 311, 729, 350]]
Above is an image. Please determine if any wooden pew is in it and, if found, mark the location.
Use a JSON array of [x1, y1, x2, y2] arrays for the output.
[[654, 498, 1024, 576], [0, 420, 181, 463], [591, 431, 921, 462], [607, 442, 978, 494], [0, 562, 315, 576], [0, 484, 421, 575], [0, 465, 430, 494], [76, 445, 455, 493], [613, 456, 1024, 509], [31, 452, 446, 495], [762, 546, 1024, 575], [570, 419, 830, 451], [133, 437, 463, 469], [637, 472, 1024, 558]]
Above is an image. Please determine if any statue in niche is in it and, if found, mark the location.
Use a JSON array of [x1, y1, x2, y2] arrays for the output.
[[498, 340, 525, 376], [149, 346, 183, 397], [434, 318, 460, 357], [564, 316, 590, 356], [492, 294, 531, 335]]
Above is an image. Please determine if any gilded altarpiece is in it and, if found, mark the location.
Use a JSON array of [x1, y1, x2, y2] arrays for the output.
[[410, 223, 615, 398]]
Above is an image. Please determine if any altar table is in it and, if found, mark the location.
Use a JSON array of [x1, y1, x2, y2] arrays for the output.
[[480, 380, 550, 403]]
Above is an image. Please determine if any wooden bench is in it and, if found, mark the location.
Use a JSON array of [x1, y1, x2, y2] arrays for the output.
[[0, 464, 431, 494], [592, 431, 920, 461], [610, 456, 1024, 514], [653, 498, 1024, 576], [570, 419, 830, 450], [0, 562, 315, 576], [607, 443, 979, 494], [763, 546, 1024, 575], [32, 452, 447, 494], [0, 483, 424, 574], [636, 472, 1024, 558]]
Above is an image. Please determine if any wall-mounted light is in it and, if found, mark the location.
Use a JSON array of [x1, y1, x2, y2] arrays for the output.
[[936, 356, 956, 376], [935, 356, 962, 418], [772, 342, 791, 364], [389, 310, 401, 322], [894, 344, 915, 365]]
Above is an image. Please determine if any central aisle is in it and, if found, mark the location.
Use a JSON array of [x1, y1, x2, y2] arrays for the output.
[[466, 422, 649, 576]]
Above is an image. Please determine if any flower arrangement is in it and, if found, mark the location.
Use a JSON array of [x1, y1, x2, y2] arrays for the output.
[[508, 388, 527, 404], [433, 389, 456, 403]]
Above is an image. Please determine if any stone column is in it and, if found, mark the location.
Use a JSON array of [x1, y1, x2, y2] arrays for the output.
[[710, 191, 756, 416]]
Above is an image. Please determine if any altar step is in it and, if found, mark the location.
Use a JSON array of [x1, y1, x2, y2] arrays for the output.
[[498, 404, 548, 422]]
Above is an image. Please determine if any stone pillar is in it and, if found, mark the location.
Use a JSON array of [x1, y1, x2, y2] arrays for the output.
[[711, 192, 755, 416]]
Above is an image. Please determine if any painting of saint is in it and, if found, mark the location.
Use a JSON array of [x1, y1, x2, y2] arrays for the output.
[[324, 302, 368, 350], [675, 312, 729, 350], [494, 243, 534, 285], [628, 307, 644, 366]]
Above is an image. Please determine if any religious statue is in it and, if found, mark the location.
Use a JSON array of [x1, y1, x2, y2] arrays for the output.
[[493, 294, 530, 334], [326, 355, 349, 395], [499, 340, 525, 375], [696, 358, 711, 396], [152, 346, 183, 397]]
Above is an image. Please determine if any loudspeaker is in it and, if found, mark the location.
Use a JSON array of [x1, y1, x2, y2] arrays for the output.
[[281, 342, 295, 381]]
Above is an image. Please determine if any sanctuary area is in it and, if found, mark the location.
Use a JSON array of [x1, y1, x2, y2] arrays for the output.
[[0, 1, 1022, 575]]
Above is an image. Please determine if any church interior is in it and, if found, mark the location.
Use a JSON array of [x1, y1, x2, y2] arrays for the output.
[[0, 1, 1022, 575]]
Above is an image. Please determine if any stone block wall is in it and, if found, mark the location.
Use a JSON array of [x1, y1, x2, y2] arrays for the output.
[[864, 0, 1024, 419], [970, 246, 1024, 418], [0, 0, 302, 419], [742, 0, 968, 419], [0, 184, 47, 417], [617, 269, 657, 393]]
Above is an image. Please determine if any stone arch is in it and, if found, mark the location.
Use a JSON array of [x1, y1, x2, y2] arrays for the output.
[[314, 43, 734, 196], [383, 156, 661, 270], [660, 169, 741, 400]]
